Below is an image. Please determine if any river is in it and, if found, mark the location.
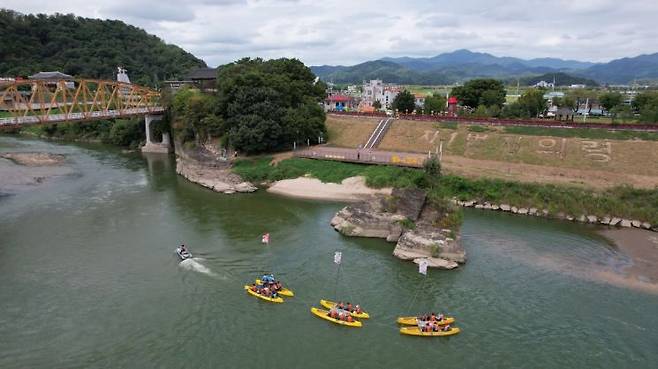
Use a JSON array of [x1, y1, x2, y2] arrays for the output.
[[1, 137, 657, 369]]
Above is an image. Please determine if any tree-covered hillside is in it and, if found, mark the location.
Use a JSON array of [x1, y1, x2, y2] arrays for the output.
[[0, 9, 206, 86]]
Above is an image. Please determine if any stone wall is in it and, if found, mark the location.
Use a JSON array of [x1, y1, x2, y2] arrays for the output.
[[455, 199, 657, 233]]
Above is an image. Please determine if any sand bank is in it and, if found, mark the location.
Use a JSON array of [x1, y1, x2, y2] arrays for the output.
[[267, 176, 391, 202], [599, 228, 658, 287]]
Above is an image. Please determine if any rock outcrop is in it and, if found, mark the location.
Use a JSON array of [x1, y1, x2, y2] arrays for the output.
[[331, 189, 465, 270], [175, 145, 256, 194]]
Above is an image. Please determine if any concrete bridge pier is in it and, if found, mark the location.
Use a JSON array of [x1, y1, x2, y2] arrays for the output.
[[141, 114, 172, 154]]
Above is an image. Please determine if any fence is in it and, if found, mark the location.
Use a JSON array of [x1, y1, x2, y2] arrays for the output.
[[330, 111, 658, 132]]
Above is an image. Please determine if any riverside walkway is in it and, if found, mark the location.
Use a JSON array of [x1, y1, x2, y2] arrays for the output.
[[294, 146, 429, 168]]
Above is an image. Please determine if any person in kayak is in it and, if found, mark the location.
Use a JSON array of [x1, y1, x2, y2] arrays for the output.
[[180, 244, 187, 252], [442, 324, 451, 332], [346, 303, 353, 312], [437, 313, 444, 322], [346, 315, 354, 323], [354, 305, 362, 314], [337, 301, 345, 310], [328, 308, 338, 319], [429, 313, 436, 322]]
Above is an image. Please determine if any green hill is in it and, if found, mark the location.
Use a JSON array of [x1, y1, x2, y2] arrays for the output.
[[0, 9, 206, 86]]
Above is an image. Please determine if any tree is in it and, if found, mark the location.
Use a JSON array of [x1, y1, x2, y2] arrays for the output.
[[599, 92, 624, 113], [421, 155, 442, 188], [553, 95, 576, 110], [451, 79, 506, 109], [213, 58, 326, 153], [372, 100, 382, 110], [423, 94, 446, 114], [517, 88, 547, 118], [392, 90, 416, 113], [630, 92, 658, 123]]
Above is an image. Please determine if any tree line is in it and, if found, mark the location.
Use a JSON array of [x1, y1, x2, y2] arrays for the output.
[[0, 9, 206, 86]]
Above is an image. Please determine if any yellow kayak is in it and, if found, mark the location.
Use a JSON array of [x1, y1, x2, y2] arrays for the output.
[[244, 285, 284, 303], [310, 307, 362, 328], [400, 326, 461, 337], [319, 299, 370, 319], [397, 316, 455, 326], [255, 279, 294, 297]]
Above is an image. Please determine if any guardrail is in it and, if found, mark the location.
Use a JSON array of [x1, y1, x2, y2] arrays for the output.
[[329, 111, 658, 132], [0, 106, 165, 127], [295, 147, 427, 168]]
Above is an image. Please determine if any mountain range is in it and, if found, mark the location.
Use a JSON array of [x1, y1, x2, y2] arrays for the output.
[[311, 49, 658, 85]]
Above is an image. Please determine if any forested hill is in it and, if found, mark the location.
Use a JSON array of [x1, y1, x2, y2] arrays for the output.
[[0, 9, 207, 86]]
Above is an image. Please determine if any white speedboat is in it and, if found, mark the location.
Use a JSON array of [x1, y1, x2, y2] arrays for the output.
[[176, 247, 192, 260]]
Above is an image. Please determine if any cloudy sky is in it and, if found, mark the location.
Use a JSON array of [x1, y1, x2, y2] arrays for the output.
[[5, 0, 658, 66]]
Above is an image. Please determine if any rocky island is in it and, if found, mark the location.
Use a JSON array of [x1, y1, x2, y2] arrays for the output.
[[331, 188, 466, 270]]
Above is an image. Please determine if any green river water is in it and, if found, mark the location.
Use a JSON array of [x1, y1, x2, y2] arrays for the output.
[[0, 137, 657, 369]]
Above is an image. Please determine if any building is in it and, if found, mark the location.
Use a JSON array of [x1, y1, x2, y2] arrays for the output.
[[555, 107, 574, 121], [29, 71, 75, 89], [534, 80, 554, 88], [324, 94, 357, 111], [185, 67, 218, 91], [414, 93, 427, 107], [447, 96, 458, 116], [362, 80, 400, 110]]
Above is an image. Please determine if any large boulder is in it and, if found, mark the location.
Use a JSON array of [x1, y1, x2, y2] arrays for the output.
[[500, 204, 511, 212], [620, 219, 632, 228], [587, 215, 598, 223], [331, 188, 426, 241], [610, 217, 622, 226], [631, 220, 642, 228]]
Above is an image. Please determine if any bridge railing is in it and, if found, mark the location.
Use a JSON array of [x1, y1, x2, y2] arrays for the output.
[[0, 79, 162, 126]]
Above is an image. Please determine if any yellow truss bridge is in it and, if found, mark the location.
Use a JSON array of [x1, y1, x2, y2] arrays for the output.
[[0, 79, 164, 127]]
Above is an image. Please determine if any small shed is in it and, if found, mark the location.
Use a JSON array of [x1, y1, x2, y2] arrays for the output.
[[555, 107, 575, 121]]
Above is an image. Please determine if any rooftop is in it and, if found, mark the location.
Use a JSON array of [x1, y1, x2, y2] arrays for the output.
[[185, 67, 218, 80], [28, 71, 74, 80]]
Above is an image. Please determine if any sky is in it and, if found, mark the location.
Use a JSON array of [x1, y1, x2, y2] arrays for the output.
[[4, 0, 658, 67]]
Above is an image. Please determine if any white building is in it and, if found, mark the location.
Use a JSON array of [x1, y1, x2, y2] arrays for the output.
[[534, 80, 554, 88], [362, 80, 399, 109]]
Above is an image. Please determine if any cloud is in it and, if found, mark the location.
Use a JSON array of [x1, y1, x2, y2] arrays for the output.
[[4, 0, 658, 67]]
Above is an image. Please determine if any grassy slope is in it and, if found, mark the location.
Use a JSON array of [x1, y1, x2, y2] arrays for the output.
[[233, 157, 658, 224]]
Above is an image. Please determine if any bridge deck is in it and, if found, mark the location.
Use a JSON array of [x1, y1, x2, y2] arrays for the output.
[[0, 107, 165, 126]]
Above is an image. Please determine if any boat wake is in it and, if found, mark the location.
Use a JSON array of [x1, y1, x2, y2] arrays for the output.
[[179, 258, 219, 277]]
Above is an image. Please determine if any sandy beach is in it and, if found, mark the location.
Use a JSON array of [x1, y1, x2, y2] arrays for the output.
[[267, 176, 392, 202], [599, 228, 658, 283]]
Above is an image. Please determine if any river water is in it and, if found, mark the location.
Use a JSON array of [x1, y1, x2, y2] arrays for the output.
[[1, 137, 657, 369]]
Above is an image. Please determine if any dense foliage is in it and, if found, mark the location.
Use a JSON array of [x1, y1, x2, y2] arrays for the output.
[[172, 58, 327, 154], [20, 119, 147, 148], [422, 94, 446, 114], [501, 88, 547, 118], [0, 9, 206, 85], [391, 90, 416, 113], [451, 79, 506, 109]]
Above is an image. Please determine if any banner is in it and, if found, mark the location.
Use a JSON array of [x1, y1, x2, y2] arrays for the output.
[[418, 259, 429, 275], [261, 233, 270, 244], [334, 251, 342, 265]]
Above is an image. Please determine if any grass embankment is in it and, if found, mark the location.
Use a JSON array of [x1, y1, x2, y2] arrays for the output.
[[233, 157, 424, 188], [502, 126, 658, 141], [233, 157, 658, 224]]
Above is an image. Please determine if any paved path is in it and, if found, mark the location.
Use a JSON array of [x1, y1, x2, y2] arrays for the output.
[[295, 146, 428, 168]]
